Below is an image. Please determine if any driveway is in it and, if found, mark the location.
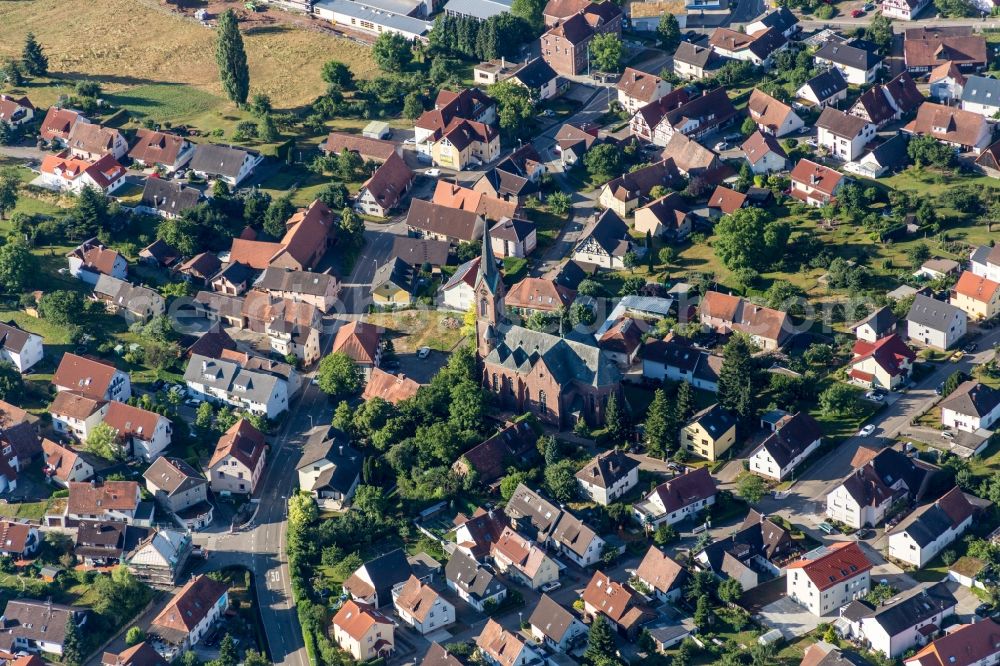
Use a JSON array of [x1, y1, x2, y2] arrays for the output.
[[758, 596, 823, 640]]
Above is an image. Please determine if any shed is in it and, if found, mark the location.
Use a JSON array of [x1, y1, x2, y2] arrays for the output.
[[363, 121, 392, 140]]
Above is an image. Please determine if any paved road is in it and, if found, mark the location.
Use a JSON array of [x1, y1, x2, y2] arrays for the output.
[[190, 224, 399, 666]]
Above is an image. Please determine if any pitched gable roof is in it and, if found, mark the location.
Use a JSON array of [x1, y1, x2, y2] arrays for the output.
[[786, 542, 872, 591], [53, 354, 122, 400], [209, 419, 265, 470]]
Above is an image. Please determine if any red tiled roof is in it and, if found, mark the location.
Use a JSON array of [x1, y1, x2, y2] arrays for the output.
[[786, 541, 872, 591], [52, 354, 122, 400], [331, 320, 381, 366], [954, 270, 1000, 303]]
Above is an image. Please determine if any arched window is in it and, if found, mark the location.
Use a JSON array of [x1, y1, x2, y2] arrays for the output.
[[539, 390, 547, 415], [524, 389, 530, 405], [492, 374, 498, 392], [479, 297, 488, 317]]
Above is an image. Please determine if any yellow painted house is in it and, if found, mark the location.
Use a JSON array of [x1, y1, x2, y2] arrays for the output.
[[682, 403, 737, 461], [370, 256, 414, 306], [431, 119, 500, 171], [951, 270, 1000, 321], [331, 600, 395, 662]]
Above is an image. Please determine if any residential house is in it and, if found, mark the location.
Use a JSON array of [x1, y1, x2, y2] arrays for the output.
[[940, 381, 1000, 432], [847, 334, 916, 391], [629, 88, 691, 144], [742, 131, 788, 174], [471, 144, 545, 204], [229, 200, 336, 272], [581, 570, 654, 638], [102, 642, 168, 666], [206, 419, 267, 496], [73, 521, 149, 567], [188, 143, 262, 186], [904, 27, 987, 74], [53, 352, 131, 402], [0, 321, 43, 373], [853, 306, 897, 343], [331, 320, 381, 376], [648, 87, 739, 143], [575, 449, 639, 505], [254, 268, 340, 314], [507, 58, 559, 101], [970, 244, 1000, 282], [597, 317, 646, 366], [961, 75, 1000, 118], [371, 256, 415, 306], [441, 256, 481, 311], [903, 618, 1000, 666], [573, 209, 639, 269], [322, 132, 400, 163], [490, 527, 559, 589], [633, 467, 717, 527], [143, 456, 212, 530], [672, 41, 723, 80], [66, 239, 128, 285], [845, 133, 911, 178], [406, 199, 485, 245], [749, 411, 823, 481], [184, 355, 288, 419], [883, 0, 932, 19], [295, 433, 362, 510], [0, 95, 34, 127], [476, 618, 542, 666], [362, 369, 420, 405], [616, 67, 672, 115], [37, 152, 127, 194], [827, 447, 937, 528], [916, 258, 961, 281], [64, 480, 144, 525], [331, 600, 394, 661], [747, 7, 799, 37], [445, 551, 507, 612], [951, 270, 1000, 321], [903, 102, 992, 154], [681, 403, 737, 461], [432, 181, 520, 222], [887, 487, 980, 568], [453, 420, 538, 488], [634, 193, 693, 241], [814, 41, 883, 85], [930, 61, 967, 102], [707, 185, 748, 218], [93, 275, 166, 324], [597, 159, 681, 217], [39, 107, 87, 145], [391, 236, 450, 269], [423, 643, 465, 666], [453, 508, 509, 561], [128, 129, 194, 172], [504, 483, 606, 567], [817, 107, 876, 161], [850, 73, 924, 129], [796, 68, 849, 107], [415, 89, 497, 152], [66, 123, 128, 160], [0, 521, 39, 559], [392, 576, 455, 635], [354, 152, 413, 218], [634, 546, 685, 602], [344, 549, 417, 608], [709, 27, 787, 67], [102, 401, 171, 462], [700, 291, 791, 351], [748, 88, 804, 137], [554, 122, 599, 166], [528, 594, 587, 652], [41, 439, 95, 487], [642, 334, 723, 392], [790, 159, 845, 207], [540, 6, 621, 77], [136, 179, 200, 219], [505, 277, 575, 316], [150, 576, 229, 652], [0, 600, 87, 656], [177, 253, 222, 284], [695, 510, 794, 590], [907, 294, 968, 350], [124, 528, 193, 587], [662, 132, 725, 180], [787, 542, 872, 616], [490, 218, 536, 258], [841, 582, 957, 657]]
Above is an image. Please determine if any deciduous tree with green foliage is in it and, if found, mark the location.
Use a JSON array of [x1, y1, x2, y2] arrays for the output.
[[0, 173, 17, 220], [714, 207, 791, 272], [583, 143, 623, 182], [215, 10, 250, 106], [0, 239, 33, 293], [489, 80, 535, 139], [657, 13, 681, 52], [864, 13, 894, 51], [86, 422, 122, 460], [510, 0, 546, 31], [372, 32, 413, 73], [316, 351, 363, 398], [38, 290, 84, 327], [819, 382, 860, 417], [0, 362, 22, 401], [321, 60, 355, 90], [263, 195, 295, 238], [590, 33, 623, 73], [21, 33, 47, 76], [738, 473, 766, 503]]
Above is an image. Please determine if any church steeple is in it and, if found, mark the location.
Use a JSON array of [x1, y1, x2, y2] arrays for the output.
[[476, 223, 501, 297], [475, 225, 505, 353]]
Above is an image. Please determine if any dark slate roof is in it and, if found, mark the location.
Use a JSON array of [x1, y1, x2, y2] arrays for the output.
[[853, 306, 896, 336], [528, 594, 577, 642], [552, 259, 598, 290], [801, 68, 848, 102], [687, 403, 737, 439], [512, 58, 558, 90], [896, 503, 957, 547], [357, 549, 411, 595], [139, 179, 200, 216], [754, 7, 797, 32], [575, 449, 639, 489], [870, 582, 957, 636], [213, 261, 255, 286], [867, 133, 910, 170], [961, 75, 1000, 107], [673, 41, 716, 68], [940, 381, 1000, 418], [371, 256, 414, 294], [189, 144, 257, 179], [505, 483, 562, 534], [577, 208, 632, 257], [445, 551, 506, 600], [484, 322, 621, 387], [753, 412, 822, 469], [907, 293, 964, 331], [815, 41, 882, 70]]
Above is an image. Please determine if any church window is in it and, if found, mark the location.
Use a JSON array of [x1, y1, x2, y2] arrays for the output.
[[479, 297, 488, 317], [539, 390, 547, 414], [492, 374, 498, 391]]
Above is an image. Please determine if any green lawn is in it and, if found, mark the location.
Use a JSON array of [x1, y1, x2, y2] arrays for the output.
[[107, 83, 227, 126]]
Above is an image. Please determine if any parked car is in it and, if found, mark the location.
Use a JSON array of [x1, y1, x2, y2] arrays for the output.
[[935, 382, 945, 395], [541, 581, 562, 592], [858, 424, 876, 437], [855, 528, 874, 540], [941, 431, 955, 440], [417, 346, 432, 359], [950, 351, 965, 362], [424, 168, 441, 178], [864, 390, 885, 402], [714, 141, 728, 151], [964, 342, 978, 353], [851, 8, 865, 16], [818, 522, 838, 535]]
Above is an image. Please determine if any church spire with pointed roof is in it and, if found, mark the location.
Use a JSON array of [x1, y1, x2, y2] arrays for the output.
[[475, 226, 505, 355], [477, 225, 501, 296]]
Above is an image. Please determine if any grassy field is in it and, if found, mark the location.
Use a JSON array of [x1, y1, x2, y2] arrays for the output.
[[0, 0, 377, 116], [367, 310, 467, 353]]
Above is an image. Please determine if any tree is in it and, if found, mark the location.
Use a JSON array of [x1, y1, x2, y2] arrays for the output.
[[321, 60, 354, 90], [215, 10, 250, 106], [500, 470, 529, 501], [908, 133, 956, 169], [0, 362, 20, 401], [86, 422, 121, 460], [570, 302, 595, 327], [718, 577, 743, 605], [489, 80, 535, 139], [605, 392, 627, 443], [372, 33, 413, 73], [590, 33, 623, 73], [584, 615, 616, 665], [259, 114, 278, 142], [243, 651, 269, 666], [263, 195, 295, 237], [718, 336, 757, 419], [339, 207, 365, 249], [941, 370, 967, 398], [3, 60, 24, 87], [644, 389, 676, 457], [545, 460, 579, 503], [38, 290, 84, 326], [0, 172, 17, 219], [714, 207, 790, 272], [907, 242, 931, 268], [317, 182, 349, 210], [738, 473, 766, 503], [583, 143, 622, 182], [403, 91, 425, 120], [658, 246, 676, 267], [125, 626, 146, 647], [217, 635, 238, 666], [656, 13, 681, 52], [71, 186, 110, 238], [693, 595, 712, 630], [935, 0, 974, 17], [510, 0, 546, 31], [653, 523, 676, 544], [741, 116, 758, 137], [316, 352, 363, 398], [195, 401, 215, 430], [0, 239, 33, 293], [21, 33, 47, 76], [0, 121, 14, 147], [819, 383, 860, 417], [548, 191, 571, 216], [864, 13, 894, 51], [63, 617, 83, 666]]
